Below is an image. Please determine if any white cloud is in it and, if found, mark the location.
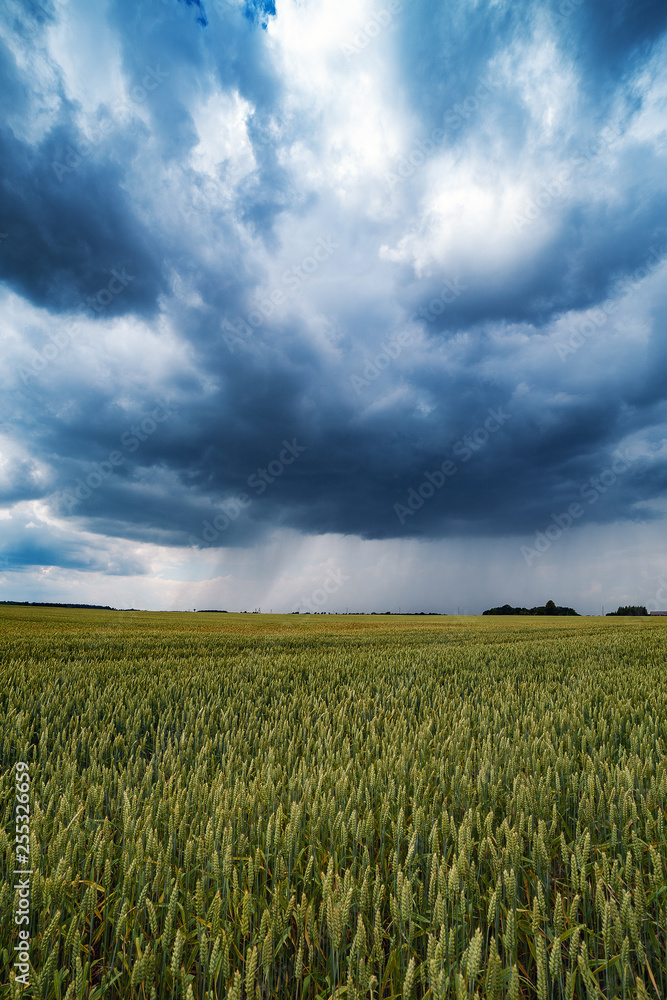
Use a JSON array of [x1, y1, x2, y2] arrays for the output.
[[190, 87, 257, 184]]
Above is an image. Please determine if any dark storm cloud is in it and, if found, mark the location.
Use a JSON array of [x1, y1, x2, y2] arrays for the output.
[[0, 0, 285, 318], [567, 0, 667, 86], [25, 303, 666, 549], [1, 530, 148, 575], [0, 27, 164, 315], [2, 0, 667, 572], [398, 229, 667, 338], [392, 0, 667, 136], [0, 122, 164, 314]]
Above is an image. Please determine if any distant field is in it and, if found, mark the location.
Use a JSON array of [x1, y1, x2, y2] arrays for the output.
[[1, 608, 666, 999]]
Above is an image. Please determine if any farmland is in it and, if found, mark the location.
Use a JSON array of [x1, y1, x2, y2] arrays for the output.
[[1, 608, 666, 999]]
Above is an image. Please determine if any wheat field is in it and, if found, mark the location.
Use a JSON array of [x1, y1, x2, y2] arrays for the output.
[[1, 608, 666, 999]]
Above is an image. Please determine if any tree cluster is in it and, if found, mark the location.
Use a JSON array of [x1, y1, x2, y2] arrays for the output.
[[483, 599, 579, 616], [605, 605, 648, 616]]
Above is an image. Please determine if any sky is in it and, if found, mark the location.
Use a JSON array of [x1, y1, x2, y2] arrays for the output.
[[1, 0, 666, 614]]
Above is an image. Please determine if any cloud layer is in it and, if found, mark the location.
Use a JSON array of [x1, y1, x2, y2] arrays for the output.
[[1, 0, 666, 609]]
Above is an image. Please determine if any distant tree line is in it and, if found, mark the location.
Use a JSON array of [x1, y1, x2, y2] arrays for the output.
[[606, 606, 648, 616], [483, 599, 579, 616], [0, 600, 120, 610]]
